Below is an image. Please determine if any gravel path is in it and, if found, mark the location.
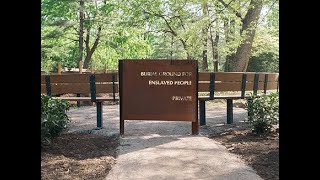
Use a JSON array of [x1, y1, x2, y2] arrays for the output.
[[67, 104, 262, 180], [67, 104, 247, 136]]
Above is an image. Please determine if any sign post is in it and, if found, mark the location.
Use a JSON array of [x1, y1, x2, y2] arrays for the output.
[[119, 59, 198, 135]]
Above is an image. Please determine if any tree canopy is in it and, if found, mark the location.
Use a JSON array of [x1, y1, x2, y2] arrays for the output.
[[41, 0, 279, 73]]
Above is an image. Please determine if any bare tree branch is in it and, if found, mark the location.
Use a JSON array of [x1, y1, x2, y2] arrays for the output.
[[177, 16, 186, 31], [217, 0, 243, 20], [142, 8, 190, 58], [142, 9, 177, 36], [257, 0, 278, 25], [208, 0, 237, 26]]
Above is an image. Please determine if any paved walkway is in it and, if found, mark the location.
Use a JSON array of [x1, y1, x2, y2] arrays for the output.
[[67, 105, 262, 180]]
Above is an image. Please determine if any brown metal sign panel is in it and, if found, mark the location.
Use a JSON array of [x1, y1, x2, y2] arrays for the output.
[[119, 59, 198, 122]]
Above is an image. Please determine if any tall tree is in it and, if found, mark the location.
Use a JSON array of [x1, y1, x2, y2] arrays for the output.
[[219, 0, 264, 71], [230, 0, 263, 71], [201, 2, 209, 71], [209, 23, 219, 71], [208, 2, 221, 72], [223, 17, 236, 72], [83, 0, 104, 68], [41, 0, 277, 72], [84, 26, 102, 68], [79, 0, 84, 66]]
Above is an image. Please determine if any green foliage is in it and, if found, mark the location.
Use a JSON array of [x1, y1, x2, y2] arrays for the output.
[[247, 52, 278, 72], [246, 92, 279, 134], [41, 0, 278, 72], [249, 25, 278, 72], [41, 95, 71, 146]]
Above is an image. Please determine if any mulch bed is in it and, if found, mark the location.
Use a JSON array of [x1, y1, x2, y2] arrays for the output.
[[208, 124, 279, 180], [41, 133, 119, 180]]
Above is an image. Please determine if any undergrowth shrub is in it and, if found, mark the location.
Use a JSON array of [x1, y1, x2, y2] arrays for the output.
[[246, 92, 279, 134], [41, 95, 70, 146]]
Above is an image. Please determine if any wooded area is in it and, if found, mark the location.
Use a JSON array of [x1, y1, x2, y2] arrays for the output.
[[41, 0, 278, 73]]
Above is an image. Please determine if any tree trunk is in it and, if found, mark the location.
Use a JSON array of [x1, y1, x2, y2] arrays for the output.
[[179, 39, 191, 59], [84, 28, 91, 67], [228, 0, 263, 72], [201, 2, 209, 71], [79, 0, 84, 67], [224, 18, 236, 72], [209, 19, 219, 72], [83, 27, 102, 69]]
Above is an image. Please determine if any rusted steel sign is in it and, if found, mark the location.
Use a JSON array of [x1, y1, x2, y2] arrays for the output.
[[119, 59, 198, 135]]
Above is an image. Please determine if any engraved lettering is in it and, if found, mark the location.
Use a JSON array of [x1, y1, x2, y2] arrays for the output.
[[182, 72, 192, 76], [149, 80, 174, 85], [172, 96, 192, 101], [141, 71, 192, 77], [141, 72, 158, 76], [174, 81, 192, 85]]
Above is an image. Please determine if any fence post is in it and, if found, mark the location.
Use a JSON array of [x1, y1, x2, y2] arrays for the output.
[[199, 100, 206, 126], [227, 99, 233, 124]]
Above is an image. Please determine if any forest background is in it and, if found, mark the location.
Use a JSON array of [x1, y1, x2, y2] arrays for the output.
[[41, 0, 278, 73]]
